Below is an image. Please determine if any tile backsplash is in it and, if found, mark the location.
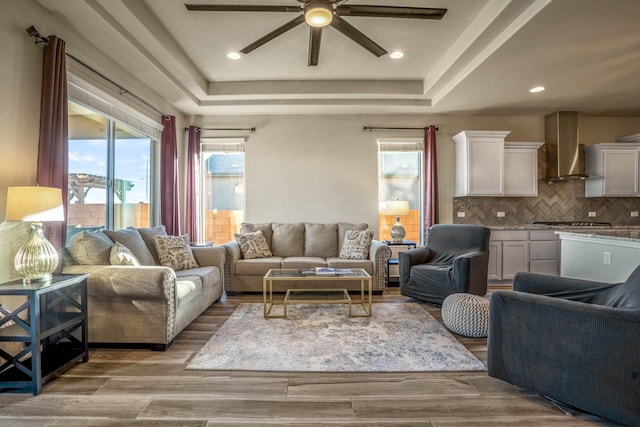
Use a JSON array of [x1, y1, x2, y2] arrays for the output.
[[453, 179, 640, 226]]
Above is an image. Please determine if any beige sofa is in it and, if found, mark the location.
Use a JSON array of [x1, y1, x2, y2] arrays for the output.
[[223, 222, 391, 293], [62, 226, 224, 350]]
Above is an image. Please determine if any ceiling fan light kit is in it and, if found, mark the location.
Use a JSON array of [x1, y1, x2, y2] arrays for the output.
[[185, 1, 447, 66], [305, 0, 333, 27]]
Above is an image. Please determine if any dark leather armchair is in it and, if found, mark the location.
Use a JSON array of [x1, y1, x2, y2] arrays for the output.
[[487, 266, 640, 426], [398, 224, 490, 305]]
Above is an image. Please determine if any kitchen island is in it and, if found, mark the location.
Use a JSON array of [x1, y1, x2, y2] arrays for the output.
[[556, 230, 640, 283]]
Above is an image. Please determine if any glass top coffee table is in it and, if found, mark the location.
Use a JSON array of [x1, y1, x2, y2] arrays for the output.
[[263, 268, 372, 319]]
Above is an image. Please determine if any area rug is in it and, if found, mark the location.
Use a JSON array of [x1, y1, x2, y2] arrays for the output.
[[187, 303, 486, 372]]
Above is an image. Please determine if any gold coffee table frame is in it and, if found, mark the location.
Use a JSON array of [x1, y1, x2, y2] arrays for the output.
[[263, 268, 372, 319]]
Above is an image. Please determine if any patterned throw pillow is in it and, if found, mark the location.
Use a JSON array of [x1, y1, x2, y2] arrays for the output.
[[153, 234, 199, 271], [339, 229, 374, 260], [109, 242, 141, 266], [234, 230, 272, 259]]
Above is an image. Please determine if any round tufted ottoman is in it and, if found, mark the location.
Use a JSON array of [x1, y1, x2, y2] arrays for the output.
[[441, 293, 490, 338]]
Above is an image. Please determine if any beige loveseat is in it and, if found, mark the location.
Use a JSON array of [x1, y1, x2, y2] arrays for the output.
[[223, 222, 391, 293], [62, 226, 224, 350]]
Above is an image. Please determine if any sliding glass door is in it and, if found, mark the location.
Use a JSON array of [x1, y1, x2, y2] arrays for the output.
[[114, 122, 154, 229], [67, 100, 157, 231]]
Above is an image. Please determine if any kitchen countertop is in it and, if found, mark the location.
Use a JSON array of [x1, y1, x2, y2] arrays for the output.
[[486, 225, 640, 231], [555, 229, 640, 243]]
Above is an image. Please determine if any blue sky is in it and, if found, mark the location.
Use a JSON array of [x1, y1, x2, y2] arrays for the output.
[[68, 139, 151, 204]]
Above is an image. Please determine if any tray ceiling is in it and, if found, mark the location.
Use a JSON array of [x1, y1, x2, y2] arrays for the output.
[[35, 0, 640, 116]]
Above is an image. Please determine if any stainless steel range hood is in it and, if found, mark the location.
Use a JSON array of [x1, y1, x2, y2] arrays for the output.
[[544, 111, 588, 182]]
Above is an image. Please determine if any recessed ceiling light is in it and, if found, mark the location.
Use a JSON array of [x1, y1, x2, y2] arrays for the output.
[[529, 86, 545, 93], [227, 52, 242, 60], [390, 50, 404, 59]]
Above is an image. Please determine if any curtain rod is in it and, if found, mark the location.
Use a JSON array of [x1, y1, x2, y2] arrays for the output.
[[27, 25, 165, 117], [185, 127, 256, 133], [363, 126, 439, 132]]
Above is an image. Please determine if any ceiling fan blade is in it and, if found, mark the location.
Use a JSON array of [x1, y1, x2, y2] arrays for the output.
[[336, 5, 447, 20], [185, 4, 300, 13], [330, 15, 387, 57], [239, 15, 305, 54], [308, 27, 322, 66]]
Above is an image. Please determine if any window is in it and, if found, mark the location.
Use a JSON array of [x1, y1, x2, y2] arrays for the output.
[[67, 100, 157, 230], [378, 139, 423, 244], [200, 139, 245, 244]]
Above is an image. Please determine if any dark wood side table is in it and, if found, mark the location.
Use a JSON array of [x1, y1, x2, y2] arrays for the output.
[[383, 240, 417, 287], [0, 274, 89, 395]]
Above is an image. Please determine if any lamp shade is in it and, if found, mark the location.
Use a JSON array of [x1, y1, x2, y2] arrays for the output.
[[5, 186, 64, 222], [305, 0, 333, 27], [385, 200, 410, 217]]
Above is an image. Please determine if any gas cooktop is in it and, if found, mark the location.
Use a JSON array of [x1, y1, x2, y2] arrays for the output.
[[533, 221, 612, 227]]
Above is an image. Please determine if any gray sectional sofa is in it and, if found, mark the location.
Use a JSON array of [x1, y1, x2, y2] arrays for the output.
[[223, 222, 392, 293], [62, 226, 224, 350]]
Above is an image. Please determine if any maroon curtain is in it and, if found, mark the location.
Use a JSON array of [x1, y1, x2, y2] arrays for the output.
[[36, 35, 68, 252], [423, 125, 438, 233], [160, 115, 180, 235], [184, 126, 201, 242]]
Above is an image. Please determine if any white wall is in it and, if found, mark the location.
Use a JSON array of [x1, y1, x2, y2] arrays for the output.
[[0, 1, 46, 282], [0, 1, 44, 215], [246, 116, 379, 227], [195, 114, 547, 236], [579, 116, 640, 145]]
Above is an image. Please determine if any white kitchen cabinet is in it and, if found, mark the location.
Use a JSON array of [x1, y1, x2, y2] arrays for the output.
[[504, 142, 543, 196], [488, 230, 529, 281], [585, 143, 640, 197], [453, 130, 510, 196], [453, 131, 541, 197]]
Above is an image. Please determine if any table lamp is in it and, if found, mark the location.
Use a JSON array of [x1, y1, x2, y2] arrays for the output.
[[385, 200, 410, 243], [5, 186, 64, 283]]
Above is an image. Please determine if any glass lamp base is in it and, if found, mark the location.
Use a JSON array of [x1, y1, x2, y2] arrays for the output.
[[390, 218, 406, 243], [21, 273, 53, 284], [14, 222, 59, 284]]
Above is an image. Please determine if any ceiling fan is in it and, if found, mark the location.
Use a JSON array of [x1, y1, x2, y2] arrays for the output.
[[185, 1, 447, 66]]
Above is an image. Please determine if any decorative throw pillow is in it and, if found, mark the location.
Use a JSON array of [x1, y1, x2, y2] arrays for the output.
[[271, 223, 305, 257], [234, 230, 272, 259], [67, 229, 113, 265], [109, 242, 140, 266], [339, 229, 374, 260], [153, 234, 199, 271], [136, 225, 168, 265], [304, 223, 338, 258], [239, 222, 273, 248], [337, 222, 368, 253], [103, 228, 156, 266]]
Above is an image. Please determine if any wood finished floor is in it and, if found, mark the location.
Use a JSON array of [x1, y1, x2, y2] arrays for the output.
[[0, 288, 622, 426]]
